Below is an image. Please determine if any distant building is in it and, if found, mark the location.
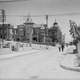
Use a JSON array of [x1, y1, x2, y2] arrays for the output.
[[49, 20, 62, 44], [24, 15, 34, 42], [15, 15, 52, 44], [40, 24, 47, 43], [32, 25, 41, 42], [16, 25, 25, 41], [16, 14, 34, 43], [32, 24, 48, 43], [13, 27, 17, 41], [0, 24, 14, 40]]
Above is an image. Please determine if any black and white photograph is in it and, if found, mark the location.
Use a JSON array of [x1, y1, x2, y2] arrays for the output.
[[0, 0, 80, 80]]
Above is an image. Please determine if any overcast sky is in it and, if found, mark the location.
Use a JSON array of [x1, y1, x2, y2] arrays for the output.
[[0, 0, 80, 42], [0, 0, 80, 14]]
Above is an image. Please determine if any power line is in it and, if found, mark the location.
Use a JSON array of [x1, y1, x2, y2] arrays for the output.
[[0, 12, 80, 17], [0, 0, 29, 3]]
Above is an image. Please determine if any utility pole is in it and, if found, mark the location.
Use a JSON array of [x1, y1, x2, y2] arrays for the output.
[[46, 15, 49, 49], [2, 9, 5, 25], [37, 31, 38, 43], [1, 9, 6, 44]]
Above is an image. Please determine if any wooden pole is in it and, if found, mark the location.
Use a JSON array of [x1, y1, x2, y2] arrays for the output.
[[46, 15, 49, 49], [2, 9, 6, 46]]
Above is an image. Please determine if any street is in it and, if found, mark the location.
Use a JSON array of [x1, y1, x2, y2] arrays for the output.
[[0, 46, 80, 79]]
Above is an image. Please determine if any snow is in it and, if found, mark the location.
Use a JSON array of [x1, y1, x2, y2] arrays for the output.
[[63, 45, 76, 54], [0, 45, 80, 79]]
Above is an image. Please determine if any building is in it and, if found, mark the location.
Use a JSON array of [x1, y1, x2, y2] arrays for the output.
[[32, 25, 41, 42], [0, 24, 14, 41], [15, 15, 51, 44], [16, 14, 34, 44], [32, 24, 48, 43], [48, 20, 62, 44], [24, 15, 34, 43], [40, 24, 47, 43], [16, 25, 25, 41], [13, 27, 18, 41]]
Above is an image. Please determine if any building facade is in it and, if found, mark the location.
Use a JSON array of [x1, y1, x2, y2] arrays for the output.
[[0, 24, 14, 41], [16, 15, 34, 43], [48, 21, 62, 44], [16, 25, 25, 41]]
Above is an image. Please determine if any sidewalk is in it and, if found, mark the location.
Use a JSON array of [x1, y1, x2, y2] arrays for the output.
[[59, 53, 80, 72], [0, 47, 39, 59], [0, 48, 11, 55], [58, 44, 80, 72]]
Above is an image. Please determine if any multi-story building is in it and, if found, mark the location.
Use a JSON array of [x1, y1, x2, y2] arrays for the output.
[[0, 24, 13, 41], [16, 25, 25, 41], [48, 21, 62, 44], [16, 15, 34, 43], [24, 15, 34, 43], [12, 27, 17, 41], [32, 24, 48, 43], [32, 26, 41, 42], [15, 15, 50, 44]]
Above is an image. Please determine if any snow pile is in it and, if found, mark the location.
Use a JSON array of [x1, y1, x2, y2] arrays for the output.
[[64, 45, 76, 54]]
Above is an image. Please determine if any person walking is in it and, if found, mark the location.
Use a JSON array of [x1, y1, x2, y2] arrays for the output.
[[57, 44, 61, 52], [59, 44, 61, 52], [61, 44, 65, 52]]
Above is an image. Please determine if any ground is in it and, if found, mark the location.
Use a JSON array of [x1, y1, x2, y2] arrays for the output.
[[0, 45, 80, 79]]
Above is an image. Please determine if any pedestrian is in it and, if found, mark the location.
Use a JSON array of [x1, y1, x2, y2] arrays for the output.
[[61, 44, 64, 52], [57, 44, 61, 52], [59, 46, 61, 52]]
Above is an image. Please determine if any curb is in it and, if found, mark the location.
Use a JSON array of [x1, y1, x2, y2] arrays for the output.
[[60, 63, 80, 72]]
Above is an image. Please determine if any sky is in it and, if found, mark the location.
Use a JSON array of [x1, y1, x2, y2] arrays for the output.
[[0, 0, 80, 43]]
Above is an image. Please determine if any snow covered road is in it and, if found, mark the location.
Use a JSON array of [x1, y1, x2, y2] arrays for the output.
[[0, 47, 80, 79]]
